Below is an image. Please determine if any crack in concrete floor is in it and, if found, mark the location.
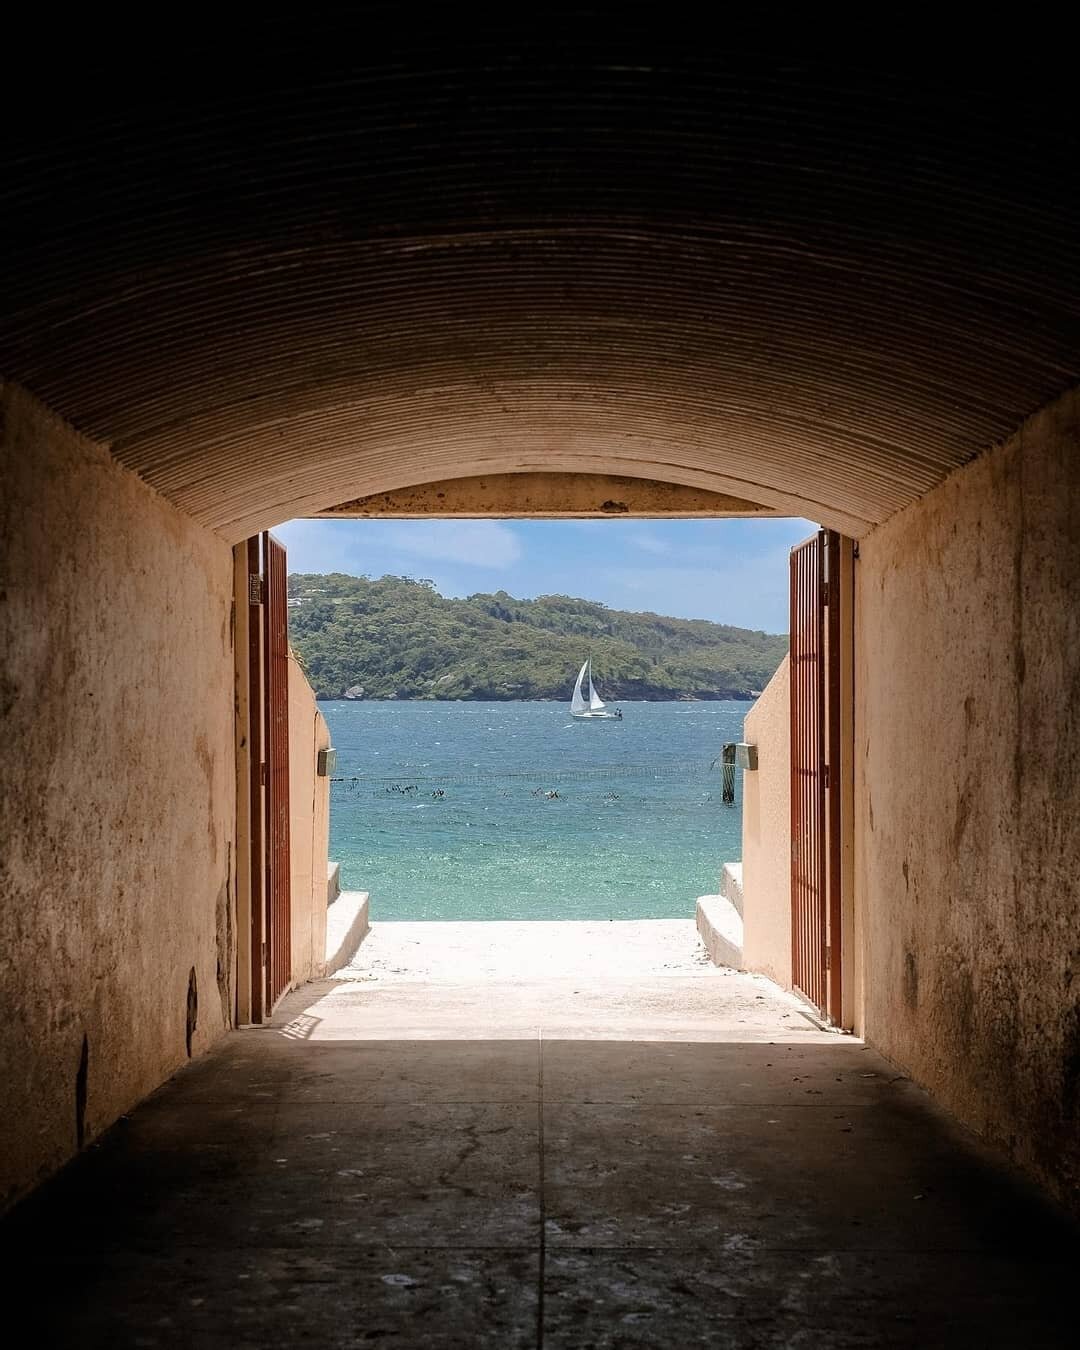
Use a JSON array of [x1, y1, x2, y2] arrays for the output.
[[2, 920, 1077, 1347]]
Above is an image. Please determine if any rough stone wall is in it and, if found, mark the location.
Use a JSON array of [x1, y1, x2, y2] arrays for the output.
[[857, 387, 1080, 1213], [741, 660, 792, 989], [288, 652, 331, 985], [0, 384, 236, 1211]]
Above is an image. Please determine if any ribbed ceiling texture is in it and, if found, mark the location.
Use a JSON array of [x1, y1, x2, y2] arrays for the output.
[[3, 16, 1079, 541]]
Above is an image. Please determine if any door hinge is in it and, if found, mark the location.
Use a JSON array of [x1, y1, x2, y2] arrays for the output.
[[261, 942, 267, 966], [824, 946, 832, 971], [249, 573, 264, 605], [260, 761, 268, 786], [823, 763, 831, 788]]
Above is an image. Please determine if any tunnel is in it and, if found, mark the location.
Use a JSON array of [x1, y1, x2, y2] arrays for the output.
[[2, 14, 1078, 1346]]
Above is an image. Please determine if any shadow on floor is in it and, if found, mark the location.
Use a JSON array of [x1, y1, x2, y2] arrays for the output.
[[2, 1029, 1077, 1347]]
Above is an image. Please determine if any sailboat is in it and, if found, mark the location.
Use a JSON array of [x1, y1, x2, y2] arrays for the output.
[[570, 659, 621, 720]]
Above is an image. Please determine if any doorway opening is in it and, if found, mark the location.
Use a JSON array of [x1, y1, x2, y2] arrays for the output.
[[236, 505, 856, 1029]]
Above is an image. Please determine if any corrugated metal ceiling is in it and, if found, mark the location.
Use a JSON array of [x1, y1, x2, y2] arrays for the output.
[[3, 18, 1078, 540]]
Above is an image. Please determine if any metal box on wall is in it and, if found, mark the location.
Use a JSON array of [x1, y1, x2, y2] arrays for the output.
[[735, 742, 758, 771]]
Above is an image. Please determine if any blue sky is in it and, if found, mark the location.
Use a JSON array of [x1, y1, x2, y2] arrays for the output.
[[274, 516, 818, 634]]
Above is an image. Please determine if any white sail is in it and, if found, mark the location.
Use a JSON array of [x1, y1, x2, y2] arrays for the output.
[[570, 660, 590, 715], [587, 662, 607, 711]]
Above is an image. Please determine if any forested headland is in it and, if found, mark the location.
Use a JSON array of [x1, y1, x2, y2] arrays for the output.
[[288, 573, 787, 702]]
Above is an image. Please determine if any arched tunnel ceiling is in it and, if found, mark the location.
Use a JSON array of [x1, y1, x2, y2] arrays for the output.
[[3, 18, 1078, 541]]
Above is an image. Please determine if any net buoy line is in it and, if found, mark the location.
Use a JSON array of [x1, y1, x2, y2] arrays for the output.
[[329, 759, 724, 787], [328, 790, 724, 806]]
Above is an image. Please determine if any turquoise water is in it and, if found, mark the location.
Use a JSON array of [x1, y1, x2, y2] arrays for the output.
[[323, 700, 749, 921]]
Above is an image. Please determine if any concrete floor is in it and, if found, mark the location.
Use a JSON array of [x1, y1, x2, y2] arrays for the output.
[[4, 920, 1077, 1347]]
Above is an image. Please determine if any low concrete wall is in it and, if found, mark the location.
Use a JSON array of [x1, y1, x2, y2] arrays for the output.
[[696, 895, 743, 969], [325, 892, 371, 975], [740, 660, 792, 990], [0, 384, 236, 1211], [720, 860, 744, 917], [697, 863, 744, 969], [289, 652, 332, 985], [857, 386, 1080, 1214]]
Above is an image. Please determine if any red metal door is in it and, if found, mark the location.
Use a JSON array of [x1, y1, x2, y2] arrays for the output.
[[790, 530, 842, 1020], [246, 539, 267, 1022], [263, 532, 292, 1010]]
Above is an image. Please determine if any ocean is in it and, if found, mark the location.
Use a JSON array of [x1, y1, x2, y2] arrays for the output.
[[322, 700, 750, 921]]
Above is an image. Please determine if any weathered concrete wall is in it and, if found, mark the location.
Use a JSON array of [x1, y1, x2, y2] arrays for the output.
[[741, 660, 792, 989], [288, 652, 331, 985], [857, 387, 1080, 1212], [0, 384, 236, 1211]]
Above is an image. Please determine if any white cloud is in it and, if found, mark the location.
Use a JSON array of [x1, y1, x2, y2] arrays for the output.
[[271, 518, 522, 575], [632, 531, 671, 556], [680, 519, 818, 568], [272, 515, 811, 629], [601, 552, 793, 632], [380, 521, 522, 568], [271, 519, 360, 573]]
